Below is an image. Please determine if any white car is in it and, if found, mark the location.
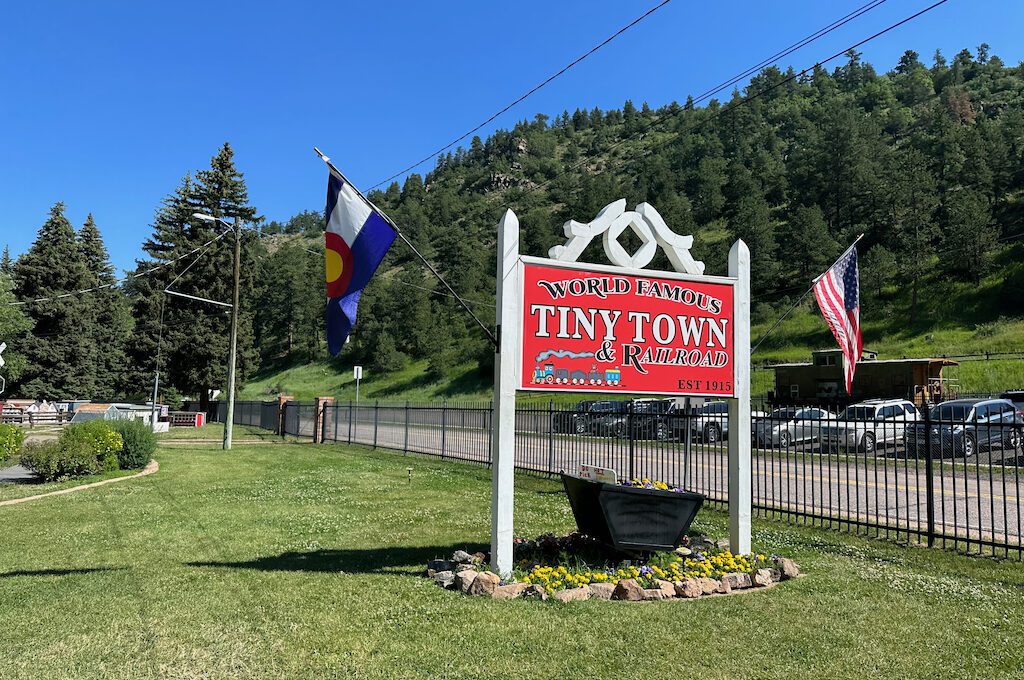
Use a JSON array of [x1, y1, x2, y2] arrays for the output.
[[821, 399, 918, 454], [754, 407, 836, 448]]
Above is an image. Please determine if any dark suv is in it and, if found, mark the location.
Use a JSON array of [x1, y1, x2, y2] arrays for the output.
[[906, 398, 1023, 457], [551, 400, 598, 434]]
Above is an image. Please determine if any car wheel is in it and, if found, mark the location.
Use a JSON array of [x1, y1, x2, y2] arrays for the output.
[[1006, 427, 1021, 452], [573, 418, 587, 435], [655, 422, 670, 441], [704, 423, 721, 444], [862, 433, 876, 455], [613, 422, 626, 438], [778, 430, 792, 448], [962, 433, 976, 458]]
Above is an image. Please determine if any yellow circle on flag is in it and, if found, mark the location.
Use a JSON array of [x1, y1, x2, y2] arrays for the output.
[[325, 249, 344, 283]]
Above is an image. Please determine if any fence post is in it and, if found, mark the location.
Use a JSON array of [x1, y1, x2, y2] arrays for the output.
[[548, 400, 555, 475], [347, 399, 353, 445], [404, 401, 410, 454], [923, 401, 936, 547], [487, 400, 494, 467], [628, 400, 635, 482], [373, 400, 379, 449], [441, 399, 448, 459]]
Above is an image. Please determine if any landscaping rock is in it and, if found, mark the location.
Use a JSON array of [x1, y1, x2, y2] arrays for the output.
[[468, 571, 501, 597], [676, 579, 703, 599], [768, 568, 782, 582], [454, 563, 476, 573], [433, 570, 455, 589], [753, 569, 775, 587], [588, 583, 616, 600], [492, 583, 530, 600], [451, 550, 474, 564], [522, 584, 548, 600], [643, 589, 665, 601], [552, 587, 591, 603], [697, 577, 719, 595], [654, 579, 676, 598], [471, 551, 487, 565], [455, 569, 479, 593], [612, 579, 644, 601], [427, 559, 453, 573], [722, 573, 753, 590], [775, 557, 800, 579], [715, 578, 732, 595]]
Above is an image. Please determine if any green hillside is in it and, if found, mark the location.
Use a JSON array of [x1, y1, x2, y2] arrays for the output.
[[238, 46, 1024, 403]]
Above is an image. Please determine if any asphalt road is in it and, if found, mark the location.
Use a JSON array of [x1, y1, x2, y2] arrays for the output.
[[311, 411, 1024, 551]]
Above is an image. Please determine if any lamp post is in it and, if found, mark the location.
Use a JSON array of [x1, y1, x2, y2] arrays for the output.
[[192, 213, 241, 451]]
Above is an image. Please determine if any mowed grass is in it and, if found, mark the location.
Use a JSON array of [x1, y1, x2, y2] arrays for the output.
[[1, 438, 1024, 679]]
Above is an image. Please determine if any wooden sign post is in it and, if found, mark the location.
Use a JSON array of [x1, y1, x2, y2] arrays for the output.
[[490, 201, 751, 575]]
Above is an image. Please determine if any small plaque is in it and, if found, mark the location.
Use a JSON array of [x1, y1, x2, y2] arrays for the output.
[[579, 464, 617, 485]]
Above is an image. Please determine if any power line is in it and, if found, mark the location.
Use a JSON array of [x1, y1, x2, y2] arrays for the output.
[[364, 0, 675, 192], [5, 230, 231, 306], [530, 0, 952, 196]]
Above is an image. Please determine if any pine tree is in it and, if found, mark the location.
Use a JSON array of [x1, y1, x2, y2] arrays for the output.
[[0, 246, 12, 275], [10, 203, 96, 399], [78, 214, 133, 398], [0, 272, 32, 383], [125, 144, 262, 409], [781, 205, 837, 279]]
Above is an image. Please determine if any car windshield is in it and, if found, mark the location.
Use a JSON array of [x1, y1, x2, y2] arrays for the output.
[[839, 406, 875, 421], [768, 408, 798, 420], [700, 402, 725, 414], [930, 403, 972, 421], [633, 401, 657, 413], [573, 403, 590, 412]]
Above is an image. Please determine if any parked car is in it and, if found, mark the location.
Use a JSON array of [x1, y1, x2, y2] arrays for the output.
[[906, 398, 1023, 457], [551, 400, 598, 434], [630, 398, 678, 441], [668, 401, 767, 444], [1001, 390, 1024, 415], [754, 407, 835, 448], [820, 399, 918, 454], [586, 400, 630, 436]]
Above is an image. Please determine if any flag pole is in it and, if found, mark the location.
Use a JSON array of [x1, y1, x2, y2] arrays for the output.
[[314, 147, 497, 347], [751, 233, 864, 355]]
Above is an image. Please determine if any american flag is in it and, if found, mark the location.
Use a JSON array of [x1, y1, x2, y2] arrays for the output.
[[813, 245, 862, 394]]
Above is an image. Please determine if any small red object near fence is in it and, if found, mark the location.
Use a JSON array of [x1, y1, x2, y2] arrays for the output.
[[169, 411, 205, 427]]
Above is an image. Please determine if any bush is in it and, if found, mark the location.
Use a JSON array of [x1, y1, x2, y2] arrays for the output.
[[60, 420, 123, 473], [110, 419, 155, 469], [0, 424, 26, 464], [20, 439, 98, 481]]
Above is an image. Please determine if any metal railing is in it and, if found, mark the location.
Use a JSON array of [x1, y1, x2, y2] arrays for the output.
[[193, 397, 1024, 559]]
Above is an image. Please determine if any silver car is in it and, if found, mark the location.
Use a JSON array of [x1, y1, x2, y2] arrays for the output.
[[821, 399, 918, 454], [754, 407, 835, 448]]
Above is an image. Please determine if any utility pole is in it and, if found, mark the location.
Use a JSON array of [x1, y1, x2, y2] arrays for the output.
[[224, 218, 241, 451]]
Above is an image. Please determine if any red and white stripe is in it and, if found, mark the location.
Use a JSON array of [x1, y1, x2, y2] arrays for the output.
[[813, 254, 862, 394]]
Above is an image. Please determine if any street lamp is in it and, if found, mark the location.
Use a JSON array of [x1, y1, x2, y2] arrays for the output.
[[192, 212, 241, 451]]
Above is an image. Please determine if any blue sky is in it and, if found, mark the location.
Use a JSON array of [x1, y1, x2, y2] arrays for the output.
[[2, 0, 1021, 273]]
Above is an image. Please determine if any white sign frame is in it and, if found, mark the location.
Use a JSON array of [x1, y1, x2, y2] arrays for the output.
[[490, 205, 751, 576]]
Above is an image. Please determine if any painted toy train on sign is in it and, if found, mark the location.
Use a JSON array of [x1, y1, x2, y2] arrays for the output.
[[530, 362, 621, 386]]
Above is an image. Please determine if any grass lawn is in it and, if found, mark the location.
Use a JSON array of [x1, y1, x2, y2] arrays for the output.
[[0, 463, 141, 503], [1, 437, 1023, 679]]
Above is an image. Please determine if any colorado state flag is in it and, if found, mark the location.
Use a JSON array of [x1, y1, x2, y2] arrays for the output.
[[324, 172, 396, 356]]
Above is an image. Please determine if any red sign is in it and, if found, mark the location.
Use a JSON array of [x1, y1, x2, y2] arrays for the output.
[[519, 261, 735, 397]]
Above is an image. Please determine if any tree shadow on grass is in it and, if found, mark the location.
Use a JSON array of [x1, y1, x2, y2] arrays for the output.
[[0, 567, 126, 578], [187, 543, 489, 575]]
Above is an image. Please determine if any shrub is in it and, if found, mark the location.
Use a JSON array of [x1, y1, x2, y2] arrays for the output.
[[0, 424, 26, 464], [20, 439, 98, 481], [110, 419, 155, 469], [59, 420, 123, 472]]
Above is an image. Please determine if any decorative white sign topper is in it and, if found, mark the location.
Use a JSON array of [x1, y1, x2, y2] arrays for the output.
[[548, 199, 705, 275]]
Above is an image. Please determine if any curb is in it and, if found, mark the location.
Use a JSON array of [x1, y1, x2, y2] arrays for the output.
[[0, 459, 159, 508]]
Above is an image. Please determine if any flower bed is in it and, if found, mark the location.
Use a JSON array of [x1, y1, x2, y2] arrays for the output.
[[426, 533, 801, 603]]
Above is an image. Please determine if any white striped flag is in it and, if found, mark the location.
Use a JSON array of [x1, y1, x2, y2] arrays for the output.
[[812, 244, 862, 394]]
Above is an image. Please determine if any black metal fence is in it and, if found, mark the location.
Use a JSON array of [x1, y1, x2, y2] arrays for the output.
[[193, 396, 1024, 558]]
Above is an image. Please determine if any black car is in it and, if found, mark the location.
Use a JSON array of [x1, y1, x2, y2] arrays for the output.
[[630, 399, 678, 441], [551, 400, 598, 434], [587, 400, 631, 437], [906, 398, 1023, 457]]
